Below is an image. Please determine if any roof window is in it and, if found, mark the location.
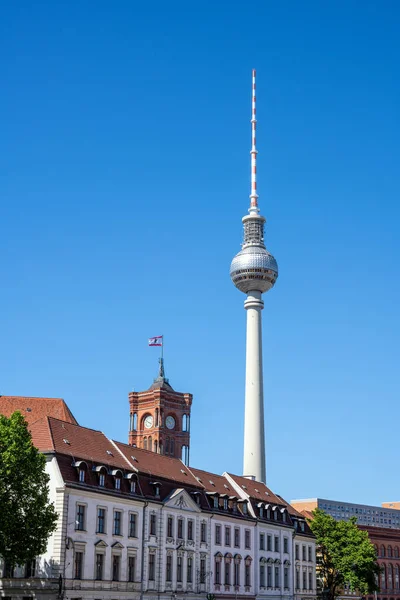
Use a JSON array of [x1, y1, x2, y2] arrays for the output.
[[106, 450, 113, 456], [63, 438, 70, 445]]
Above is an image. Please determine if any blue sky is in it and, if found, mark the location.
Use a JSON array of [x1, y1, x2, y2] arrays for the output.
[[1, 1, 400, 506]]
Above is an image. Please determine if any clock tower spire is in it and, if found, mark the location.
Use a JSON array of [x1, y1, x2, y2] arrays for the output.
[[128, 364, 192, 465]]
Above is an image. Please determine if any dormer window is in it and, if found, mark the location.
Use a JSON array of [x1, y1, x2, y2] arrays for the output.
[[282, 511, 286, 523], [79, 469, 85, 483], [223, 498, 228, 510], [130, 480, 136, 494], [115, 477, 121, 490], [213, 496, 219, 509], [99, 473, 105, 487], [150, 481, 161, 498], [274, 510, 278, 521], [300, 521, 305, 532], [242, 502, 248, 514], [267, 509, 271, 519], [260, 507, 264, 518]]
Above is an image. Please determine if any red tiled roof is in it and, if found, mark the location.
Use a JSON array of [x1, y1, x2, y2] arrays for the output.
[[0, 396, 78, 425], [114, 441, 203, 488], [227, 473, 286, 506], [37, 418, 131, 469], [190, 468, 237, 496]]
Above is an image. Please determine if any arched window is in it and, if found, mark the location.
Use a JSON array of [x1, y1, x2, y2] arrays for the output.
[[170, 438, 175, 457], [381, 565, 387, 590], [155, 408, 159, 427], [394, 547, 399, 559], [130, 413, 137, 431], [388, 546, 393, 558], [388, 564, 393, 589], [214, 552, 223, 585], [182, 414, 187, 431], [165, 437, 170, 454], [148, 436, 152, 452], [143, 437, 148, 450], [159, 440, 163, 454], [154, 440, 158, 454], [374, 545, 378, 556], [381, 545, 386, 558], [395, 565, 399, 589]]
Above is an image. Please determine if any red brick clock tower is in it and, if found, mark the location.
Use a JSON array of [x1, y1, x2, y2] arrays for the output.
[[128, 359, 192, 465]]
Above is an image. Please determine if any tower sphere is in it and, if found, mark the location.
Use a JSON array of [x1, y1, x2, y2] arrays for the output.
[[230, 244, 278, 294]]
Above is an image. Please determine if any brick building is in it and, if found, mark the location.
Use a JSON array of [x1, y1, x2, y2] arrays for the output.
[[291, 498, 400, 600]]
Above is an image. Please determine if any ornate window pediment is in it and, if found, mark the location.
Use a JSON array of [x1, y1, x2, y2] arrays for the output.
[[94, 539, 108, 548]]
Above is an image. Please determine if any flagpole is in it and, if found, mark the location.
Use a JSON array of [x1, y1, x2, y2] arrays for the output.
[[161, 335, 164, 361]]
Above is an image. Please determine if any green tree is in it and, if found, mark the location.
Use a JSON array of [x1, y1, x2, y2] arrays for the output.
[[308, 508, 380, 600], [0, 411, 58, 569]]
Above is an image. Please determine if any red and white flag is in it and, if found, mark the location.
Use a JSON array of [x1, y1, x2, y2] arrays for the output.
[[148, 335, 163, 347]]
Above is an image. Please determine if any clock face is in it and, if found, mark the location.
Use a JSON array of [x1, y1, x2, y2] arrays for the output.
[[144, 415, 153, 429], [166, 416, 175, 430]]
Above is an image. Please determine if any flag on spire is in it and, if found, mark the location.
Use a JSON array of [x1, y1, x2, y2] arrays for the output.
[[148, 335, 163, 347]]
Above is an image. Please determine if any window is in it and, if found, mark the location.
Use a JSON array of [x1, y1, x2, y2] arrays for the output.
[[245, 563, 251, 587], [177, 556, 183, 582], [260, 533, 265, 550], [309, 571, 313, 590], [225, 526, 231, 546], [295, 544, 299, 560], [283, 537, 288, 553], [284, 567, 289, 589], [302, 545, 306, 561], [76, 504, 85, 531], [188, 519, 194, 540], [95, 553, 104, 580], [187, 556, 193, 583], [308, 546, 312, 562], [112, 555, 120, 581], [296, 570, 300, 590], [25, 560, 36, 578], [148, 553, 155, 581], [245, 529, 251, 549], [150, 513, 156, 535], [166, 555, 172, 582], [97, 508, 105, 534], [225, 561, 231, 585], [234, 528, 240, 547], [130, 480, 136, 494], [74, 552, 83, 579], [99, 473, 105, 487], [201, 522, 207, 543], [79, 469, 85, 483], [128, 556, 136, 582], [178, 518, 184, 539], [223, 498, 228, 510], [234, 560, 240, 586], [215, 559, 221, 584], [200, 558, 206, 583], [129, 513, 137, 537], [275, 566, 280, 588], [115, 477, 121, 490], [213, 496, 219, 509], [215, 524, 221, 545], [113, 510, 122, 536], [242, 502, 248, 514], [388, 546, 393, 558], [267, 565, 272, 587], [167, 516, 173, 538], [303, 571, 307, 590], [260, 564, 265, 587], [267, 534, 272, 551], [274, 536, 279, 552]]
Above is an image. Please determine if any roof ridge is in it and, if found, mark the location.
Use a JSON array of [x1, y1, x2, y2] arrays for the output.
[[0, 395, 64, 400], [109, 438, 137, 470], [47, 416, 102, 434]]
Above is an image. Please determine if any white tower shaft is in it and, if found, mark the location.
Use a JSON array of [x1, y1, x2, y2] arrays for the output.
[[230, 70, 278, 485], [243, 290, 266, 482]]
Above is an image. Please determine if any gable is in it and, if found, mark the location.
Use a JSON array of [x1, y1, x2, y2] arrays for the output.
[[164, 488, 201, 513]]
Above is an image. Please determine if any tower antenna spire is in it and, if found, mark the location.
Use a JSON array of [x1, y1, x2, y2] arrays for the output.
[[250, 68, 259, 213]]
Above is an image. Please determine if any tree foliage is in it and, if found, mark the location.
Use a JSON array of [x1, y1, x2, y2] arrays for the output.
[[308, 509, 380, 600], [0, 411, 58, 568]]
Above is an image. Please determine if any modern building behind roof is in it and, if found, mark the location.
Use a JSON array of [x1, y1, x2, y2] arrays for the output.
[[291, 498, 400, 529]]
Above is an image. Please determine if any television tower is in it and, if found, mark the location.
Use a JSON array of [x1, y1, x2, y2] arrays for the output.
[[230, 70, 278, 484]]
